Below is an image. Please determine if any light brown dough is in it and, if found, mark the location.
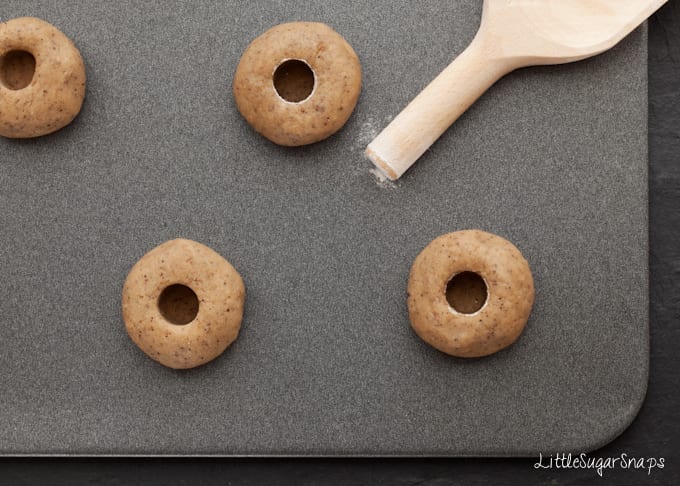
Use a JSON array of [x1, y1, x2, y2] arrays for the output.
[[0, 17, 86, 138], [122, 239, 245, 369], [408, 230, 535, 358], [233, 22, 361, 146]]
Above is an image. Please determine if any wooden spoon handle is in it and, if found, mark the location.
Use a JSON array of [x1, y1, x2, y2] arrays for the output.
[[366, 37, 512, 180]]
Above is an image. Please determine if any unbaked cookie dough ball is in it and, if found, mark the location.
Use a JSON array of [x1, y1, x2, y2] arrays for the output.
[[233, 22, 362, 146], [408, 230, 535, 358], [122, 239, 246, 369], [0, 17, 86, 138]]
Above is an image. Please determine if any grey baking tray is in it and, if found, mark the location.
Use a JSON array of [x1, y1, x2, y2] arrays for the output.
[[0, 1, 648, 456]]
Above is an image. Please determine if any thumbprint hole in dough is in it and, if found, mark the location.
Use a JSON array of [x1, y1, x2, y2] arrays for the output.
[[273, 59, 315, 103], [0, 50, 36, 90], [446, 272, 488, 314], [158, 284, 199, 325]]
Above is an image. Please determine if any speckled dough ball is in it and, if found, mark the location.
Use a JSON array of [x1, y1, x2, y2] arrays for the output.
[[408, 230, 535, 358], [233, 22, 362, 146], [0, 17, 86, 138], [122, 239, 246, 369]]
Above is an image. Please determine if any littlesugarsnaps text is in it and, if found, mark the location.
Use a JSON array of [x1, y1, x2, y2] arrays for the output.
[[534, 452, 664, 477]]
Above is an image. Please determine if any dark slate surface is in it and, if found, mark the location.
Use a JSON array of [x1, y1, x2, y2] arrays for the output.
[[0, 0, 657, 463]]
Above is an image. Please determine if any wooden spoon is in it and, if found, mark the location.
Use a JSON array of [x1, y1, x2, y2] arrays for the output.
[[366, 0, 668, 180]]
